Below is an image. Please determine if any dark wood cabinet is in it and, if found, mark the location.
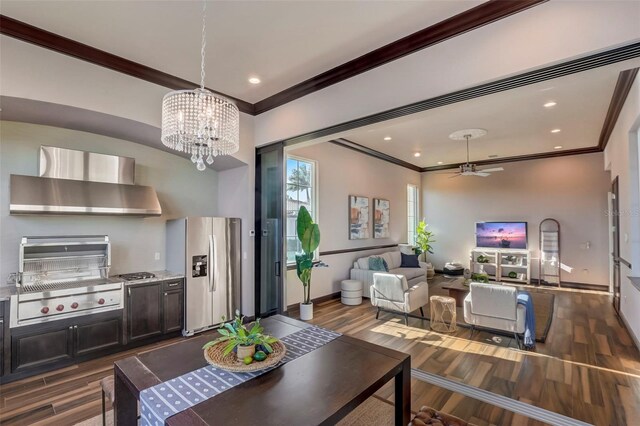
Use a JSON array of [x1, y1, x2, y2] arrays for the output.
[[10, 312, 123, 374], [126, 279, 184, 343], [12, 324, 74, 373], [163, 288, 184, 334], [74, 317, 121, 357], [127, 282, 163, 342]]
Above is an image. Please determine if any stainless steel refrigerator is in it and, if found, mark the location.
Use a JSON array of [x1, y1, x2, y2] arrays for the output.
[[166, 217, 241, 336]]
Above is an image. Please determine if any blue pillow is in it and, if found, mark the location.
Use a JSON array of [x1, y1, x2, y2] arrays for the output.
[[368, 257, 388, 272], [400, 253, 420, 268]]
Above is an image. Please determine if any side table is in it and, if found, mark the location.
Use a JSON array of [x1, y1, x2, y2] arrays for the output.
[[430, 295, 457, 333], [341, 279, 363, 305]]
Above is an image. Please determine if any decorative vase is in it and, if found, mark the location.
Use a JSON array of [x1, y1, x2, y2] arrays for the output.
[[419, 252, 427, 262], [237, 344, 255, 359], [300, 302, 314, 321]]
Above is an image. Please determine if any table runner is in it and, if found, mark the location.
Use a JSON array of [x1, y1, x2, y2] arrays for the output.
[[139, 326, 341, 426]]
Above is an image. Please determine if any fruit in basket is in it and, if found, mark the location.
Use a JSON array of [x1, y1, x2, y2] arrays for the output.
[[253, 351, 267, 362], [508, 271, 517, 279], [243, 356, 253, 365]]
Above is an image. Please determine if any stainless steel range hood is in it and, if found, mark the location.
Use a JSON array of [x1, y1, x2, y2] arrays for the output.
[[10, 146, 162, 216]]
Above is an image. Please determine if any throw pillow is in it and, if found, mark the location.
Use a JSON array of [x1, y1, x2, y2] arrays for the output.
[[400, 253, 420, 268], [368, 256, 389, 272]]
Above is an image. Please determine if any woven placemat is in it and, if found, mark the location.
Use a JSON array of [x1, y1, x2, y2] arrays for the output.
[[203, 341, 287, 373]]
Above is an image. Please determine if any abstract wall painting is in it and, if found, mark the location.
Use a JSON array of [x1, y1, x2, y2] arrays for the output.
[[373, 198, 390, 238], [349, 196, 369, 240]]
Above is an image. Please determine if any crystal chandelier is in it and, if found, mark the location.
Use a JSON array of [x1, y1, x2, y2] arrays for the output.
[[161, 0, 240, 171]]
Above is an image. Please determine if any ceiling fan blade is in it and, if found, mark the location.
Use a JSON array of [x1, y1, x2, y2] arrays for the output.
[[478, 167, 504, 173], [474, 172, 491, 177]]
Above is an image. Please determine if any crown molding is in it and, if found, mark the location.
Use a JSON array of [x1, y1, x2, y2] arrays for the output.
[[598, 68, 639, 150]]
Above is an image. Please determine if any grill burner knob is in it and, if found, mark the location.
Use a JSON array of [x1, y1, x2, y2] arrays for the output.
[[41, 307, 49, 314], [98, 298, 105, 305], [71, 302, 79, 309], [56, 304, 64, 312]]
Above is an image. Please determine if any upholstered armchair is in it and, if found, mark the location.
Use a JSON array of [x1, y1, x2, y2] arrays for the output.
[[463, 282, 526, 348], [370, 273, 429, 325]]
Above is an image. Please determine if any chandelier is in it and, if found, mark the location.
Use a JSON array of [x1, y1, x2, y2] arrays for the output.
[[161, 1, 240, 171]]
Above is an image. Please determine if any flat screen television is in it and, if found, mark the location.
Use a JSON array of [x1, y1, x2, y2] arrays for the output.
[[475, 222, 527, 249]]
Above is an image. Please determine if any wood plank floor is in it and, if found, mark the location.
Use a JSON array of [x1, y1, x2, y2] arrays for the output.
[[296, 277, 640, 426], [0, 276, 638, 425]]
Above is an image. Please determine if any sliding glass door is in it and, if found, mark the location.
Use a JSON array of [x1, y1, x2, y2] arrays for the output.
[[255, 145, 285, 317]]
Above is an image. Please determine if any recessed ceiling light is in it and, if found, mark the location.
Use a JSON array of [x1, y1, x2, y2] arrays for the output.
[[554, 145, 563, 150], [248, 76, 261, 85], [488, 154, 498, 158], [551, 129, 561, 133], [437, 161, 443, 165], [414, 152, 421, 158], [383, 136, 392, 141], [543, 101, 557, 108]]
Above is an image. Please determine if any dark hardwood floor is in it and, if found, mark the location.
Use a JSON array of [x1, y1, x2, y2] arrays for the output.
[[1, 276, 638, 425], [295, 277, 640, 426]]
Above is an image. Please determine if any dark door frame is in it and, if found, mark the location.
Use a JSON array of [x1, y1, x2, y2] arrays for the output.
[[611, 176, 621, 314]]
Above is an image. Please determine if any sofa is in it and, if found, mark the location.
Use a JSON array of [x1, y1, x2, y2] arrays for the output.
[[350, 250, 429, 298]]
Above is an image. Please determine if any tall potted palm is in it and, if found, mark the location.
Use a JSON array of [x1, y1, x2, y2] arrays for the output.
[[295, 206, 320, 320]]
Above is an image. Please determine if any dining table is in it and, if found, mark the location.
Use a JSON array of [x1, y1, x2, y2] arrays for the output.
[[114, 314, 410, 425]]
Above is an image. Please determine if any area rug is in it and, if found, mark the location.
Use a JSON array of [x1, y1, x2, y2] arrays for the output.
[[410, 278, 556, 343], [76, 396, 395, 426]]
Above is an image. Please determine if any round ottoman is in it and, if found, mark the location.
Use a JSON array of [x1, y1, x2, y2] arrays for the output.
[[430, 295, 457, 333], [341, 280, 363, 305]]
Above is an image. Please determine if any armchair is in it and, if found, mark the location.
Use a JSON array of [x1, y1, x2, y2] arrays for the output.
[[463, 282, 526, 348], [370, 273, 429, 325]]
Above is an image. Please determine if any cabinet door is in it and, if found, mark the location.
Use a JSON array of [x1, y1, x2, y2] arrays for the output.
[[75, 317, 122, 357], [163, 289, 184, 334], [127, 283, 162, 342], [12, 325, 73, 372]]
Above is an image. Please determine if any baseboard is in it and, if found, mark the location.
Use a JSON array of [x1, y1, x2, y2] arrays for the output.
[[532, 279, 608, 292], [286, 291, 341, 312], [619, 310, 640, 351]]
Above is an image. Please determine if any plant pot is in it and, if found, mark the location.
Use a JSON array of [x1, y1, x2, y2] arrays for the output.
[[236, 344, 255, 359], [300, 302, 314, 321], [419, 253, 427, 262]]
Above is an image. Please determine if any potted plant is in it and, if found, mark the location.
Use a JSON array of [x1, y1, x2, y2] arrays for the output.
[[202, 310, 278, 363], [415, 220, 436, 262], [295, 206, 321, 321]]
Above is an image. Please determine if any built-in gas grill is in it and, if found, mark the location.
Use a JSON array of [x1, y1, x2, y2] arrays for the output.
[[10, 236, 124, 328]]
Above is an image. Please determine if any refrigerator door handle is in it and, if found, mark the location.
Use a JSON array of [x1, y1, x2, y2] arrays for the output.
[[209, 234, 216, 292]]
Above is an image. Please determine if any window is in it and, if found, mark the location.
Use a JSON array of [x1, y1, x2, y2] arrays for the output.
[[286, 156, 317, 264], [407, 184, 419, 245]]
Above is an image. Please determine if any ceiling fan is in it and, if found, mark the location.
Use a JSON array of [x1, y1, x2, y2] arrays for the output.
[[442, 129, 504, 178]]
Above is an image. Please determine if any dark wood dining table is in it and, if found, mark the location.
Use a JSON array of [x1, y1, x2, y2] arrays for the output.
[[114, 315, 411, 425]]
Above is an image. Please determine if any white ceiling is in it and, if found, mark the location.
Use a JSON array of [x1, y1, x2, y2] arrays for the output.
[[333, 59, 640, 168], [0, 0, 481, 103]]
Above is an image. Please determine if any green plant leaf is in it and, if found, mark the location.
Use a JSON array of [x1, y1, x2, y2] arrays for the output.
[[223, 341, 237, 356], [262, 342, 273, 353], [301, 223, 320, 254], [296, 206, 313, 242]]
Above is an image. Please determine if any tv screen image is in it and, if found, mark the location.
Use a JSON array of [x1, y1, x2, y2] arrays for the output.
[[476, 222, 527, 249]]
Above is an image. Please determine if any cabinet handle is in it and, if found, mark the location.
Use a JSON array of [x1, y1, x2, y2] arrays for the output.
[[164, 292, 168, 296], [69, 326, 72, 330], [128, 287, 131, 297], [168, 282, 179, 287], [74, 325, 78, 329]]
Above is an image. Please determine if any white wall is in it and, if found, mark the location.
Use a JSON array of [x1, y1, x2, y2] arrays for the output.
[[603, 76, 640, 344], [285, 142, 420, 306], [422, 153, 611, 287], [0, 121, 219, 279], [255, 1, 640, 145]]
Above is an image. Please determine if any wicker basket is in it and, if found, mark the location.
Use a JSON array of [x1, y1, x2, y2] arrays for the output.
[[203, 341, 287, 373]]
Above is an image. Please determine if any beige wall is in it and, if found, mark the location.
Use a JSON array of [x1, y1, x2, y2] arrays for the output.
[[603, 76, 640, 345], [285, 142, 421, 306], [421, 153, 611, 287]]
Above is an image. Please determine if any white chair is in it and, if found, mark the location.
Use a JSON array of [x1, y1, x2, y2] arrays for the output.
[[370, 273, 429, 325], [463, 282, 526, 348]]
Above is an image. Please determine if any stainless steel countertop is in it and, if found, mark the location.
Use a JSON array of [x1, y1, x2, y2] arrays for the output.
[[114, 270, 185, 286]]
